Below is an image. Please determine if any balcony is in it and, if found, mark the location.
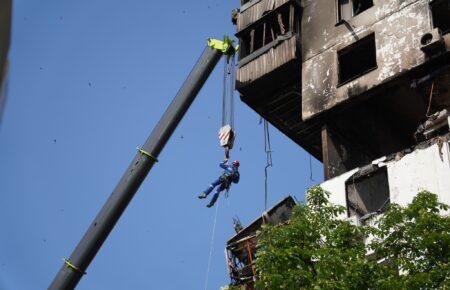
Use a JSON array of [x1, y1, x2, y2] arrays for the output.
[[225, 196, 296, 288], [235, 0, 301, 98]]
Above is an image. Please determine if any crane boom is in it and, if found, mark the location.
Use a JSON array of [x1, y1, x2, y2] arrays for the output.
[[49, 38, 235, 290]]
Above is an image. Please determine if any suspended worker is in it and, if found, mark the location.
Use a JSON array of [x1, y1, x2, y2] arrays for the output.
[[198, 159, 240, 208]]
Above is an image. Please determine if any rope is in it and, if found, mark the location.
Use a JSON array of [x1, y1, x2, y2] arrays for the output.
[[221, 54, 236, 130], [222, 57, 228, 127], [229, 54, 236, 130], [309, 154, 314, 182], [204, 198, 220, 290], [263, 119, 273, 210]]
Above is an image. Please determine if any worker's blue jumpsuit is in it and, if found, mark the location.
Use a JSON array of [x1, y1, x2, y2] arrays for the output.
[[203, 161, 240, 207]]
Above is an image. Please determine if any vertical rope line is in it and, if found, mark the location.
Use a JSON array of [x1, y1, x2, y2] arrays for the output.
[[266, 121, 272, 165], [230, 54, 236, 130], [309, 154, 314, 182], [204, 199, 220, 290], [264, 170, 268, 210], [264, 121, 268, 210], [222, 56, 228, 127], [263, 120, 273, 210]]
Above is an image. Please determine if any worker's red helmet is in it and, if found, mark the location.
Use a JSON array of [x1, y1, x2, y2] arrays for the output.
[[233, 160, 240, 167]]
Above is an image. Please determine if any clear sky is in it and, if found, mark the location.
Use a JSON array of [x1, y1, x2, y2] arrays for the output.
[[0, 1, 323, 289]]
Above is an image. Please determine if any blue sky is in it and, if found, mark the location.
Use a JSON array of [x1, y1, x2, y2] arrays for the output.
[[0, 1, 323, 289]]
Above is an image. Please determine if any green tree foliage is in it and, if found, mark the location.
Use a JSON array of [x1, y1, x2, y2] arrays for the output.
[[254, 187, 450, 290], [371, 191, 450, 289]]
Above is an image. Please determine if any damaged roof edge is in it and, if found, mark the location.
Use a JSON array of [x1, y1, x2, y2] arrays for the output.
[[333, 133, 450, 184], [227, 195, 296, 245]]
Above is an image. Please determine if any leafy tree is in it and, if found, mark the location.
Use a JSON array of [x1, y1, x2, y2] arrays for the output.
[[255, 186, 382, 289], [371, 191, 450, 289], [254, 187, 450, 290]]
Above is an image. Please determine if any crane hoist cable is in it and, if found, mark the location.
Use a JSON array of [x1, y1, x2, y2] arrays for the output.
[[221, 52, 236, 128], [229, 54, 236, 130], [222, 57, 227, 127], [204, 39, 238, 290], [219, 53, 237, 159]]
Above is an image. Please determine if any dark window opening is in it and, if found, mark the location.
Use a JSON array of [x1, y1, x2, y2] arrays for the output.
[[264, 22, 274, 44], [238, 5, 297, 59], [240, 33, 252, 60], [353, 0, 373, 15], [252, 27, 264, 53], [345, 166, 390, 220], [338, 0, 373, 22], [431, 0, 450, 34], [338, 34, 377, 85]]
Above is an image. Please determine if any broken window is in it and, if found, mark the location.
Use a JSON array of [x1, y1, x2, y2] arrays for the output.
[[338, 33, 377, 85], [338, 0, 373, 22], [238, 5, 297, 59], [345, 166, 390, 220], [431, 0, 450, 34], [239, 24, 265, 58], [353, 0, 373, 15]]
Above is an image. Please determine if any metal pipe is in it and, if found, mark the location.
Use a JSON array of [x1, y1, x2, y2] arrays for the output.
[[49, 45, 223, 290]]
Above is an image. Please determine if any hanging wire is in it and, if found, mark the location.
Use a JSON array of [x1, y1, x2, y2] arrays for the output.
[[222, 54, 236, 130], [222, 56, 228, 127], [220, 54, 237, 160], [229, 54, 236, 130], [426, 81, 435, 118], [204, 199, 220, 290], [263, 119, 273, 210], [309, 154, 315, 182]]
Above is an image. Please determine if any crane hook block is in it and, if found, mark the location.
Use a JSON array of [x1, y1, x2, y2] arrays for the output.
[[219, 125, 235, 149]]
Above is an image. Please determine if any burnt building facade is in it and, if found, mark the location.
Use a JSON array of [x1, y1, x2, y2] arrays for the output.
[[232, 0, 325, 159], [303, 0, 450, 179], [227, 0, 450, 288], [233, 0, 450, 179]]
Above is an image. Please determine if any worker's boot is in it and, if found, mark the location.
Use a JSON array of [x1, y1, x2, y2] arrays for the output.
[[200, 184, 216, 199], [207, 193, 219, 208]]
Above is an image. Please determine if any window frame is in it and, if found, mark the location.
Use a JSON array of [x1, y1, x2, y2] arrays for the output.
[[345, 166, 391, 220], [336, 0, 374, 24], [337, 33, 378, 86], [430, 0, 450, 34], [237, 3, 298, 61]]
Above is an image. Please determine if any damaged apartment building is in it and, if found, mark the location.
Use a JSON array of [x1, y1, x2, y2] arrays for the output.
[[226, 0, 450, 288]]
